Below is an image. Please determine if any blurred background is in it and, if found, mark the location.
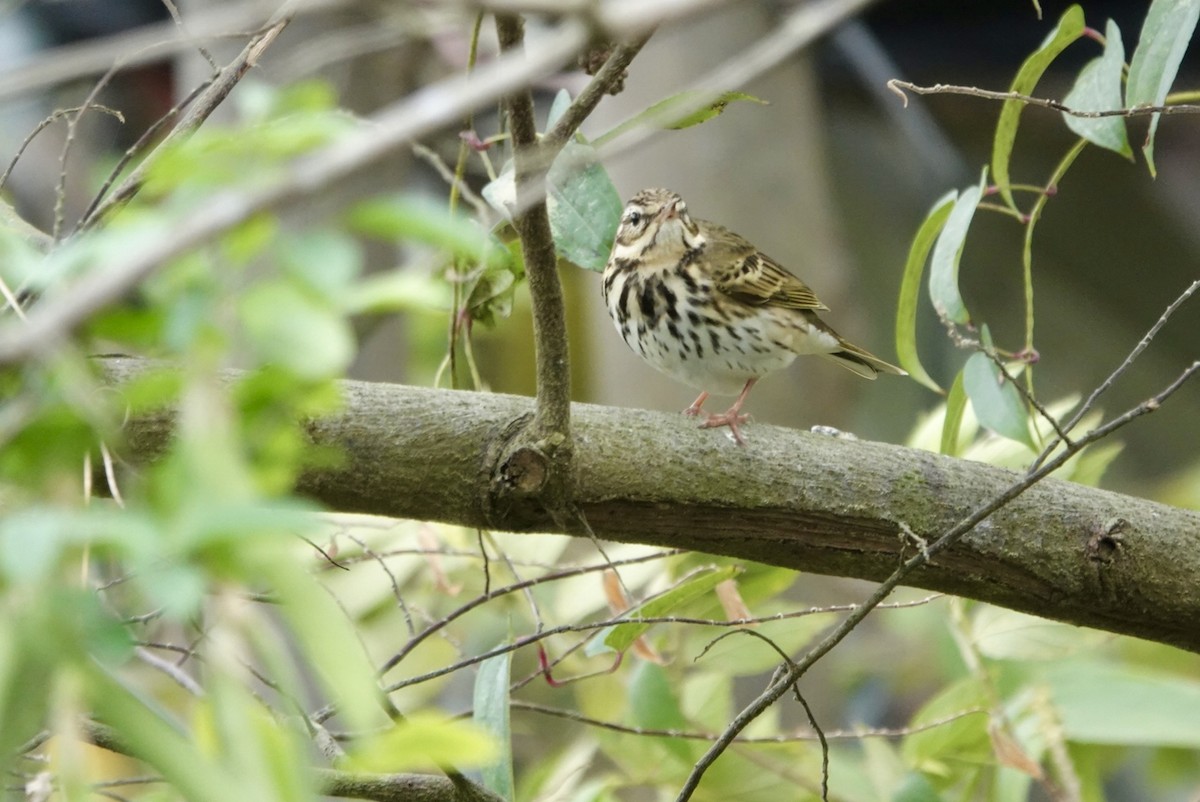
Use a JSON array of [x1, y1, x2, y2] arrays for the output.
[[2, 2, 1199, 799], [2, 0, 1197, 498]]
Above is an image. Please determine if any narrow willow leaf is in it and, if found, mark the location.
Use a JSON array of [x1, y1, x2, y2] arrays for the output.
[[929, 169, 986, 327], [473, 651, 514, 802], [963, 348, 1034, 449], [940, 369, 968, 457], [1126, 0, 1200, 175], [592, 91, 768, 147], [1063, 20, 1132, 158], [896, 190, 956, 393], [603, 566, 740, 654], [992, 5, 1086, 206]]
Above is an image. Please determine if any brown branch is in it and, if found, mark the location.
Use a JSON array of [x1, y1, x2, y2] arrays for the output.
[[495, 14, 573, 442], [541, 32, 653, 150], [77, 19, 289, 231], [101, 357, 1200, 654]]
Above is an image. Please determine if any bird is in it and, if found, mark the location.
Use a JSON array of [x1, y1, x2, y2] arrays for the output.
[[601, 187, 905, 446]]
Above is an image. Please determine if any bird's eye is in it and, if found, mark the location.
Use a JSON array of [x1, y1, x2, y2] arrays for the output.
[[627, 211, 643, 227]]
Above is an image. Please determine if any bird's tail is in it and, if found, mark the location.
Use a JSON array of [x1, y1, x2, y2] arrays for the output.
[[821, 340, 907, 380]]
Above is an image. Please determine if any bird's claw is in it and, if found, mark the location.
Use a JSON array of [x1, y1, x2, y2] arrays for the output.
[[699, 410, 750, 446]]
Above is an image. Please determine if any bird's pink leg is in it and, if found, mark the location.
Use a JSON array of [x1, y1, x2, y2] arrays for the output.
[[698, 379, 756, 446], [682, 391, 709, 417]]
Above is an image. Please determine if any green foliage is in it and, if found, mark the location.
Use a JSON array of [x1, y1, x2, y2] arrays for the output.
[[991, 6, 1085, 207], [474, 651, 516, 801], [1062, 20, 1131, 158], [899, 1, 1198, 453], [0, 4, 1197, 801], [592, 90, 768, 146], [1126, 0, 1200, 173]]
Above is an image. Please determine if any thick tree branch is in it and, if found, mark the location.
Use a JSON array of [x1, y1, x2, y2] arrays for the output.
[[102, 358, 1200, 654]]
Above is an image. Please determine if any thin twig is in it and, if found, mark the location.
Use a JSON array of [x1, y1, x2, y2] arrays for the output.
[[0, 18, 592, 366], [0, 0, 344, 102], [887, 79, 1200, 117], [1031, 279, 1200, 472], [0, 106, 125, 195], [542, 32, 654, 150], [509, 700, 984, 743], [674, 354, 1200, 802], [78, 18, 290, 231]]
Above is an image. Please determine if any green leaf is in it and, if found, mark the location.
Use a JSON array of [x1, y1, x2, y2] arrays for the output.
[[1126, 0, 1200, 175], [603, 566, 741, 654], [940, 369, 968, 457], [484, 147, 623, 273], [473, 651, 514, 802], [962, 340, 1034, 449], [628, 662, 694, 763], [87, 667, 235, 802], [280, 230, 363, 299], [348, 195, 509, 270], [971, 606, 1107, 661], [546, 143, 624, 272], [1063, 20, 1132, 157], [992, 5, 1086, 206], [260, 555, 389, 735], [929, 169, 986, 327], [343, 270, 450, 315], [349, 713, 499, 773], [902, 677, 990, 769], [893, 772, 946, 802], [896, 190, 955, 393], [240, 282, 354, 379], [593, 91, 768, 146], [1044, 661, 1200, 747]]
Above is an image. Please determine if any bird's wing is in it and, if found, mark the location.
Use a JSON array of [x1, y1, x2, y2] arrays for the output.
[[704, 223, 830, 311]]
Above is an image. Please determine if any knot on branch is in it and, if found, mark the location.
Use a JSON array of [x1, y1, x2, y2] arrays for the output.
[[485, 414, 574, 531], [1086, 517, 1129, 564]]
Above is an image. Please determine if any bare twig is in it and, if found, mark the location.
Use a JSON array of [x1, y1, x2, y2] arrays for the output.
[[887, 79, 1200, 117], [0, 105, 124, 195], [674, 354, 1200, 801], [78, 18, 290, 231], [0, 0, 345, 102], [1031, 279, 1200, 472], [542, 32, 653, 150], [510, 700, 984, 742], [0, 19, 592, 366], [592, 0, 881, 167]]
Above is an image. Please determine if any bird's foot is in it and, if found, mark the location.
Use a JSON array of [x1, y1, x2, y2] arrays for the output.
[[699, 409, 750, 446], [682, 391, 710, 417]]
